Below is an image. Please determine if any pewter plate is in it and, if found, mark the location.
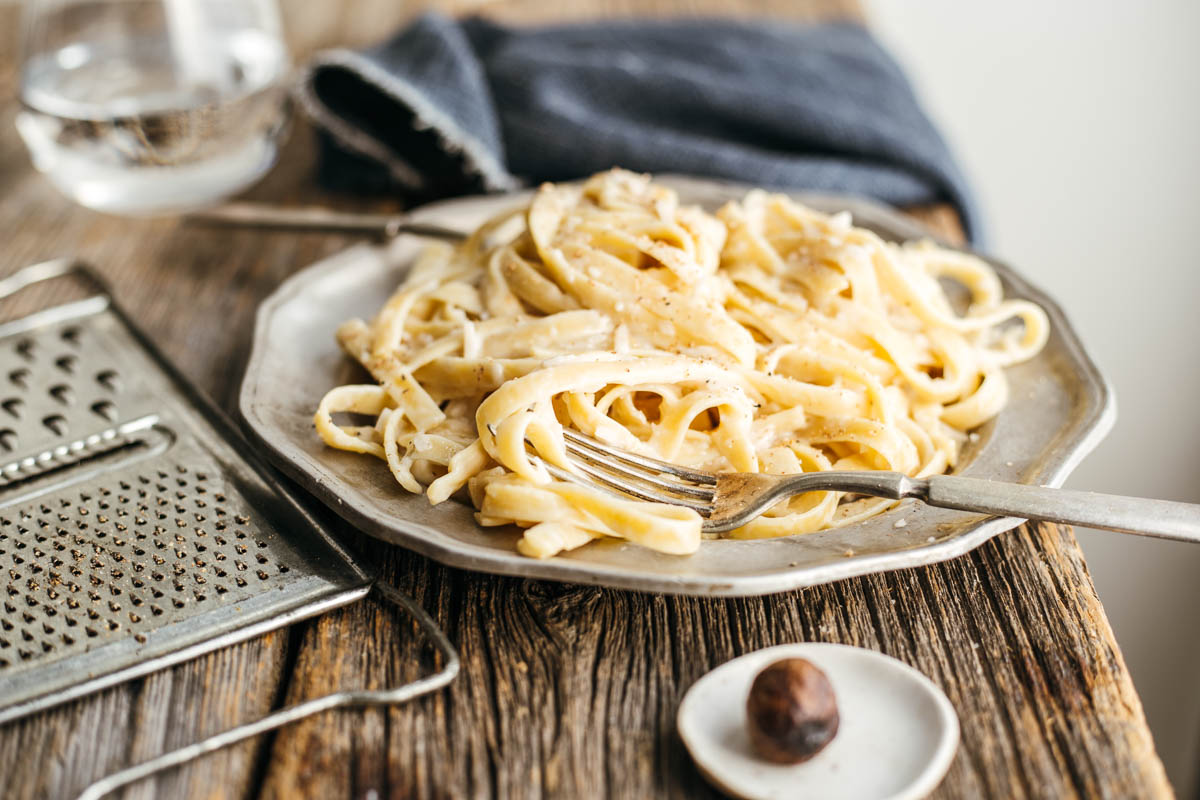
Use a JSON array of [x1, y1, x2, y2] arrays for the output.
[[239, 177, 1114, 596]]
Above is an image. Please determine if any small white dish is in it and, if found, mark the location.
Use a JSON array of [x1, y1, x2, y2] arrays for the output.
[[678, 643, 958, 800]]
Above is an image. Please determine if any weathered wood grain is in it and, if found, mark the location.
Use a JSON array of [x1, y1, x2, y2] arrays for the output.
[[253, 521, 1169, 800], [0, 1, 1171, 799]]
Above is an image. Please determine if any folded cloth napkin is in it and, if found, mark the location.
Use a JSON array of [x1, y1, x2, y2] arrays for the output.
[[299, 13, 980, 242]]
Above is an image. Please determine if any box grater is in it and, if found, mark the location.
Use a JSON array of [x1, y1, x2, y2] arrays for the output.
[[0, 259, 377, 723]]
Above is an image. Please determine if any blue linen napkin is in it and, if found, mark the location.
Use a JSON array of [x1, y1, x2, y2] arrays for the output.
[[299, 13, 980, 242]]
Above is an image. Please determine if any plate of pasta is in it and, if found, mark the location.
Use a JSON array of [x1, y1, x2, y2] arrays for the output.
[[239, 171, 1113, 595]]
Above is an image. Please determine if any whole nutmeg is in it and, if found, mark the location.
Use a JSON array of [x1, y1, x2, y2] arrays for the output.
[[746, 657, 839, 764]]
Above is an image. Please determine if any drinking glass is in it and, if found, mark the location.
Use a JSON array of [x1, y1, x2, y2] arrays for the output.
[[16, 0, 292, 215]]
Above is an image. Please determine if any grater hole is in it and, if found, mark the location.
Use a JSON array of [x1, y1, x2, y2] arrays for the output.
[[60, 326, 82, 346], [91, 400, 117, 422], [1, 397, 22, 418], [8, 368, 30, 388], [42, 415, 68, 436], [0, 429, 17, 452], [55, 354, 78, 374], [48, 385, 74, 406], [96, 369, 121, 392], [14, 339, 35, 360]]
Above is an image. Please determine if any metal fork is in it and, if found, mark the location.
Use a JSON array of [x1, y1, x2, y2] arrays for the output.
[[538, 430, 1200, 543]]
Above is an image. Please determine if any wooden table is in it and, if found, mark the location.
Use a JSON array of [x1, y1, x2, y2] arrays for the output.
[[0, 2, 1171, 798]]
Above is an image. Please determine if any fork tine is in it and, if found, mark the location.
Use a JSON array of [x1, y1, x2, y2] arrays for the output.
[[562, 430, 717, 486], [559, 432, 716, 501], [560, 441, 717, 503], [538, 457, 714, 514]]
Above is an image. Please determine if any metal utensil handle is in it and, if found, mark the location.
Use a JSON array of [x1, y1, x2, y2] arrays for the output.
[[0, 257, 109, 301], [185, 202, 467, 242], [925, 475, 1200, 543], [76, 582, 459, 800]]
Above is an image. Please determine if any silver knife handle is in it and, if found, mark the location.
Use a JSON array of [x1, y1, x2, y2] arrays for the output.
[[925, 474, 1200, 543], [185, 202, 466, 241]]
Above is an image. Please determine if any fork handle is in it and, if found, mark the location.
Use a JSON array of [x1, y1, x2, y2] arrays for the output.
[[924, 475, 1200, 543]]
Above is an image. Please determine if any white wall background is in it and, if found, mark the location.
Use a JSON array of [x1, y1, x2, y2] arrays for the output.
[[864, 0, 1200, 794]]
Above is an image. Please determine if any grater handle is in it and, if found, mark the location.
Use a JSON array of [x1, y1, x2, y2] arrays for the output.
[[75, 582, 459, 800]]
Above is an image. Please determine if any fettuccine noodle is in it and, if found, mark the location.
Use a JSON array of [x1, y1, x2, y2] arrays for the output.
[[315, 170, 1049, 558]]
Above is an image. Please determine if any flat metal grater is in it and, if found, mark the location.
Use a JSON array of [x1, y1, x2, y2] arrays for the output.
[[0, 261, 458, 800], [0, 259, 373, 721]]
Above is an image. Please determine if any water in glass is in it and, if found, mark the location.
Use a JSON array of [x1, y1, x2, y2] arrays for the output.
[[17, 0, 291, 215]]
